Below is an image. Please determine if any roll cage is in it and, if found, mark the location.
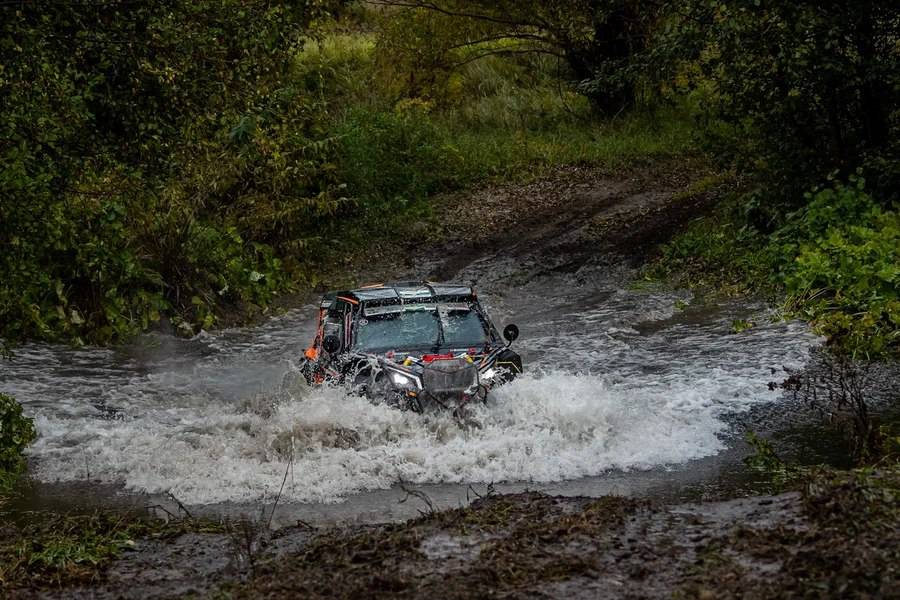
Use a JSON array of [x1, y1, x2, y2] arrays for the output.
[[305, 283, 501, 359]]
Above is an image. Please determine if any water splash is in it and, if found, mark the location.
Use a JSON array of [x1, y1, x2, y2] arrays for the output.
[[26, 357, 799, 505], [3, 270, 819, 505]]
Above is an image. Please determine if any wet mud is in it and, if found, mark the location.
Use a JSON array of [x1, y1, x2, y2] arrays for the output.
[[15, 468, 897, 599]]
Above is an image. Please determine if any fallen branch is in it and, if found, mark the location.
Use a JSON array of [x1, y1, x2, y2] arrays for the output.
[[398, 479, 436, 517]]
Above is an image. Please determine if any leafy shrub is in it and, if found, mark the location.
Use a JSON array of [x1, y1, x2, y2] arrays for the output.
[[649, 198, 770, 292], [743, 431, 806, 491], [0, 393, 36, 488], [667, 1, 900, 204], [778, 180, 900, 357], [656, 177, 899, 358], [0, 1, 335, 344]]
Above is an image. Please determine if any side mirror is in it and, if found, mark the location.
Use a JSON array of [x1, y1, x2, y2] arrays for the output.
[[503, 324, 519, 344], [322, 335, 341, 354]]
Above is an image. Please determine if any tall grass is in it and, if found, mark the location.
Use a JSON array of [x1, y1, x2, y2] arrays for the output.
[[296, 31, 696, 201]]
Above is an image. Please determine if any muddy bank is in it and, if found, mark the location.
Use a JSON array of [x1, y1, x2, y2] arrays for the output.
[[429, 161, 722, 278], [223, 469, 898, 599], [8, 467, 896, 599]]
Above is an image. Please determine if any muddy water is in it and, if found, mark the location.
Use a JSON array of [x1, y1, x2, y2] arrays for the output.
[[0, 252, 819, 525]]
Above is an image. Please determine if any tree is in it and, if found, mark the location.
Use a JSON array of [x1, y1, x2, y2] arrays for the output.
[[666, 0, 900, 210], [368, 0, 665, 112], [0, 1, 336, 343]]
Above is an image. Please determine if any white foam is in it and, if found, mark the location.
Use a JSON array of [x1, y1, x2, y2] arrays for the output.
[[9, 281, 819, 506], [28, 367, 773, 504]]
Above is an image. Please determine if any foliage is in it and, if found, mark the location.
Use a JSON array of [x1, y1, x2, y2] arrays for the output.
[[0, 0, 336, 344], [297, 27, 696, 226], [730, 319, 755, 334], [743, 431, 805, 491], [665, 0, 900, 213], [1, 515, 132, 586], [334, 106, 455, 213], [648, 199, 770, 293], [1, 4, 702, 346], [654, 177, 900, 358], [777, 180, 900, 357], [0, 393, 36, 490], [629, 1, 900, 358], [370, 0, 666, 112]]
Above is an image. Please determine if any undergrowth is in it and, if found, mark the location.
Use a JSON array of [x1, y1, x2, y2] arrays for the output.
[[0, 394, 35, 492], [1, 13, 696, 347], [651, 175, 900, 359], [0, 513, 225, 589]]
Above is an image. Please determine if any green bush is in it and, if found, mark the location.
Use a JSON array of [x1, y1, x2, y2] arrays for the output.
[[666, 1, 900, 205], [648, 197, 770, 292], [779, 181, 900, 357], [0, 1, 336, 344], [335, 106, 456, 213], [0, 393, 36, 488], [655, 177, 900, 357]]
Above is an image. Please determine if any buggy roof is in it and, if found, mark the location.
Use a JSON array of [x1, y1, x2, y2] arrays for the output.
[[321, 282, 474, 309]]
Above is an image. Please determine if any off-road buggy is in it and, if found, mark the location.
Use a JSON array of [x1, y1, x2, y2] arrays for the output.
[[299, 282, 522, 412]]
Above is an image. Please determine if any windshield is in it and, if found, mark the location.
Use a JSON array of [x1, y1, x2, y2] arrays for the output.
[[354, 308, 440, 352], [440, 307, 490, 347], [353, 303, 491, 353]]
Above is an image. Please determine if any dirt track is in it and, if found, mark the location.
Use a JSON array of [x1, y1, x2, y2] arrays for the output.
[[325, 161, 722, 293], [430, 162, 719, 278]]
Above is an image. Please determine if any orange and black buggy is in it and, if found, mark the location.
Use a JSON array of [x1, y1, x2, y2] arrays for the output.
[[299, 282, 522, 412]]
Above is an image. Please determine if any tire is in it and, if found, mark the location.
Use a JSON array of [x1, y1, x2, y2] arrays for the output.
[[495, 349, 523, 384], [351, 369, 371, 397]]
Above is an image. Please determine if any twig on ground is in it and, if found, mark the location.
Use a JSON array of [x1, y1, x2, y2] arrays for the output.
[[466, 482, 497, 502], [399, 479, 436, 516], [267, 449, 293, 531], [145, 503, 180, 521], [466, 484, 482, 502], [166, 491, 194, 520]]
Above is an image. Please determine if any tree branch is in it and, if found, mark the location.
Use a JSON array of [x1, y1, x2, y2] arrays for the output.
[[445, 32, 551, 51], [364, 0, 546, 30], [449, 47, 564, 69]]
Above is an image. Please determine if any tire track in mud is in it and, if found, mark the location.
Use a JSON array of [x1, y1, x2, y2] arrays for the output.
[[421, 163, 718, 286]]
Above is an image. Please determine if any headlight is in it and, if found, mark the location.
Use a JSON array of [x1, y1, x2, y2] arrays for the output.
[[391, 372, 414, 387], [391, 372, 410, 386], [481, 368, 496, 381]]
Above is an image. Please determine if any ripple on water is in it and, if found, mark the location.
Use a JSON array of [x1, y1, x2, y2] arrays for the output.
[[1, 279, 819, 504]]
